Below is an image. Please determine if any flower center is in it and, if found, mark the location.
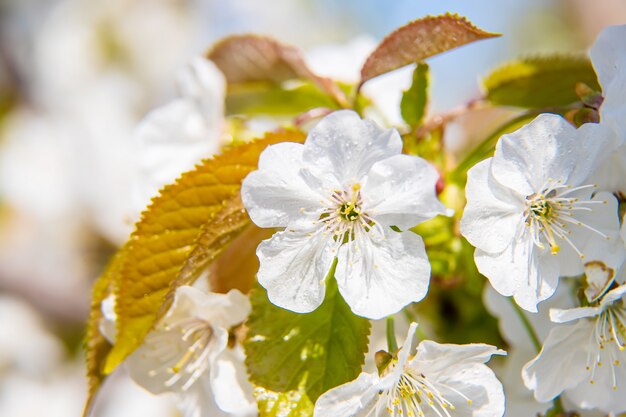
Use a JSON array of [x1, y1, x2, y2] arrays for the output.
[[523, 178, 608, 257], [144, 317, 215, 391], [339, 202, 360, 222], [381, 366, 472, 417], [317, 183, 381, 248], [586, 301, 626, 390]]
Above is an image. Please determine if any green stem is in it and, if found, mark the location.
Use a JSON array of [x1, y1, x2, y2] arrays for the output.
[[508, 298, 566, 415], [386, 316, 398, 353], [508, 297, 542, 353]]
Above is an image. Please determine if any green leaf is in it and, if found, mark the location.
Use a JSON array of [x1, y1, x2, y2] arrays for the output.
[[401, 62, 429, 128], [360, 14, 498, 85], [254, 384, 314, 417], [104, 129, 305, 374], [225, 83, 338, 116], [483, 54, 600, 108], [245, 266, 370, 403]]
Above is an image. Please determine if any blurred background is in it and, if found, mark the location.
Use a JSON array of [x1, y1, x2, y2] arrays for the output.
[[0, 0, 624, 415]]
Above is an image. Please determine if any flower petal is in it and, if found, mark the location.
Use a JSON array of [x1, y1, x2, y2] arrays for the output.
[[134, 98, 221, 208], [361, 154, 446, 230], [475, 240, 560, 312], [177, 378, 232, 417], [409, 341, 505, 417], [210, 348, 256, 415], [256, 229, 334, 313], [549, 305, 601, 323], [177, 57, 226, 127], [194, 289, 251, 329], [565, 347, 626, 413], [126, 326, 228, 394], [491, 114, 606, 195], [335, 230, 430, 319], [461, 158, 525, 254], [313, 372, 380, 417], [303, 110, 402, 186], [590, 25, 626, 144], [522, 321, 594, 403], [413, 341, 505, 372], [241, 142, 325, 228]]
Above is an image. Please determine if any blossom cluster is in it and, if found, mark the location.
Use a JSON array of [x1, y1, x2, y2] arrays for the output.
[[92, 21, 626, 417]]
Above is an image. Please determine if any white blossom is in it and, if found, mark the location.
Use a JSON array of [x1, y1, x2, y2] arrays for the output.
[[314, 323, 505, 417], [461, 113, 620, 312], [241, 110, 446, 319], [108, 286, 256, 417], [522, 279, 626, 414]]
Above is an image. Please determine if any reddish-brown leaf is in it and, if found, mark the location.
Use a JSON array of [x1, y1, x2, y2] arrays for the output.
[[207, 35, 348, 107], [360, 14, 499, 85]]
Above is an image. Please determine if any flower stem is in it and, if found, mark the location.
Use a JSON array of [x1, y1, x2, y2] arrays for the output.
[[507, 297, 542, 353], [386, 316, 398, 353], [507, 298, 565, 415]]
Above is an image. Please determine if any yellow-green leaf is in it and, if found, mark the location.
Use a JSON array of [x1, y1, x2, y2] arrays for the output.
[[167, 193, 272, 310], [360, 14, 498, 85], [483, 54, 600, 108], [82, 249, 125, 417], [104, 129, 305, 374], [226, 83, 338, 116], [254, 384, 314, 417], [401, 62, 430, 128], [245, 271, 370, 403]]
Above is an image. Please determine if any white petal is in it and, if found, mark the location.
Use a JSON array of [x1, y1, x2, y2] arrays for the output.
[[413, 341, 505, 373], [210, 348, 256, 415], [590, 25, 626, 144], [600, 284, 626, 307], [549, 306, 601, 323], [256, 229, 334, 313], [461, 158, 525, 254], [193, 289, 252, 329], [557, 192, 622, 277], [588, 140, 626, 193], [133, 99, 221, 209], [177, 57, 226, 128], [303, 110, 402, 186], [361, 154, 446, 230], [491, 114, 605, 195], [313, 372, 380, 417], [335, 230, 430, 319], [475, 239, 560, 312], [241, 142, 324, 228], [126, 326, 229, 394], [522, 321, 593, 402], [410, 341, 505, 417], [590, 25, 626, 93], [565, 347, 626, 413], [395, 323, 419, 373], [176, 378, 232, 417]]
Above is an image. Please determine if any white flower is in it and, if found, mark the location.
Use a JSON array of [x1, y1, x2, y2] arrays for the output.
[[461, 113, 620, 312], [123, 286, 256, 417], [241, 110, 446, 319], [587, 24, 626, 193], [313, 323, 506, 417], [133, 56, 226, 213], [522, 280, 626, 414]]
